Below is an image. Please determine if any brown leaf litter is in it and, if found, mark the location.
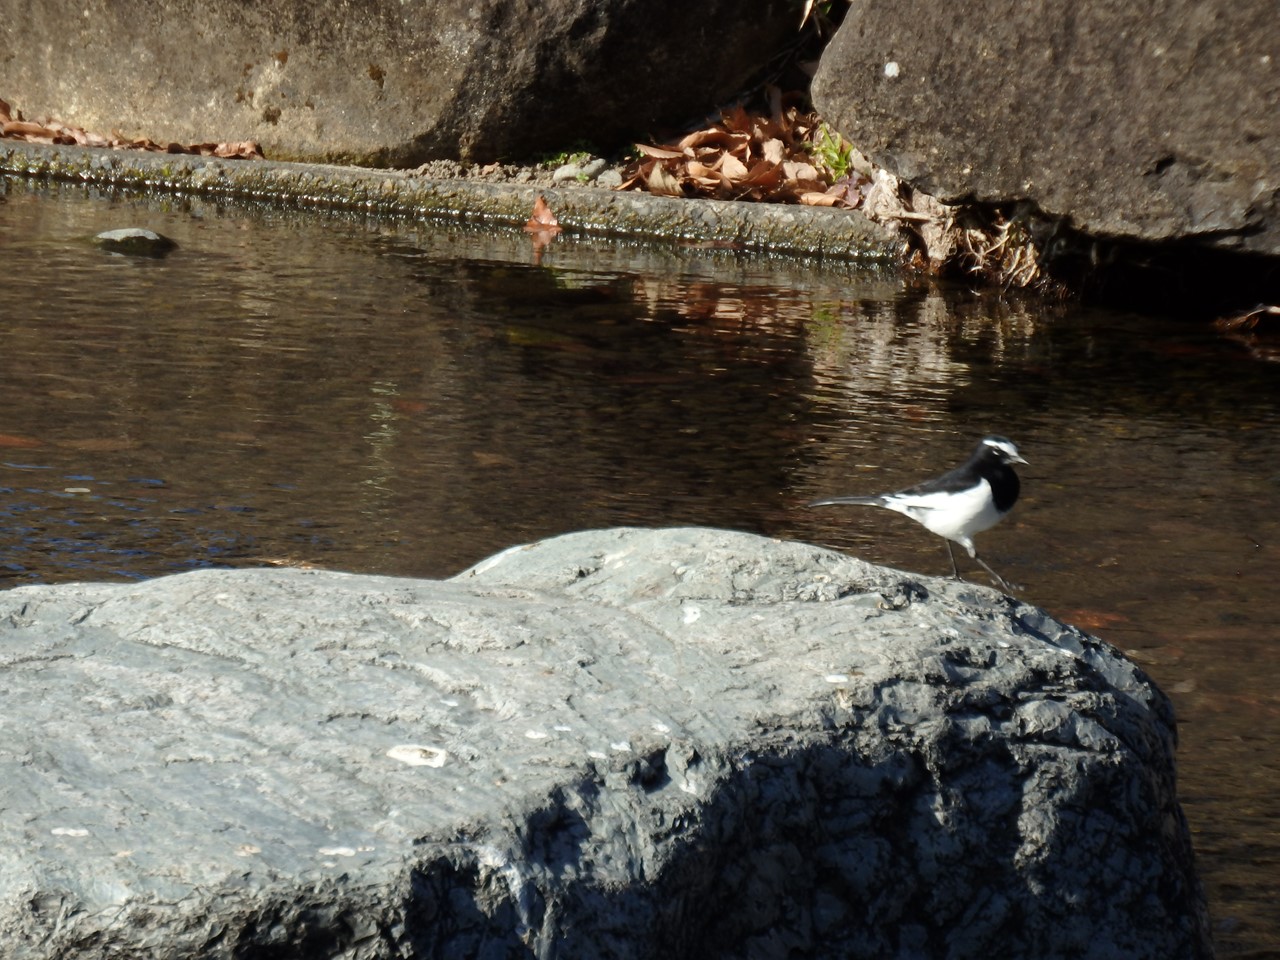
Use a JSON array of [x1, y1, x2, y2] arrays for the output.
[[0, 98, 262, 159], [618, 91, 1051, 291], [619, 91, 870, 210]]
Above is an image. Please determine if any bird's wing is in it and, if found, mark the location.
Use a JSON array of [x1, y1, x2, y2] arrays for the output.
[[882, 484, 982, 513], [893, 462, 976, 498]]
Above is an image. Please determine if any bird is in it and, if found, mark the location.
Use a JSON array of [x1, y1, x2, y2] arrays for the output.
[[807, 435, 1027, 591]]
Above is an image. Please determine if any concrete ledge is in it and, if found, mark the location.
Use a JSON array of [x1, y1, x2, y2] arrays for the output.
[[0, 141, 898, 260]]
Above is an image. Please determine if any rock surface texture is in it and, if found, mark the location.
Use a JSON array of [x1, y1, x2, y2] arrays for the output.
[[812, 0, 1280, 255], [0, 527, 1210, 959], [0, 0, 794, 166]]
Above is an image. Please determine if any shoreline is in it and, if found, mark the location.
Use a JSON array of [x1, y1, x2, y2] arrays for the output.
[[0, 141, 899, 261]]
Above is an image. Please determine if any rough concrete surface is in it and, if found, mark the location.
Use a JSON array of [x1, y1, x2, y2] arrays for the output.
[[813, 0, 1280, 255], [0, 141, 898, 259], [0, 527, 1210, 959], [0, 0, 795, 166]]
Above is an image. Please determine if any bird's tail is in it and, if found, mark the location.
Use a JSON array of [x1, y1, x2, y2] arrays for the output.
[[807, 495, 886, 508]]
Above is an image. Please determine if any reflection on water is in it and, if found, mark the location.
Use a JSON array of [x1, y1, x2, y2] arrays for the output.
[[1, 178, 1276, 954]]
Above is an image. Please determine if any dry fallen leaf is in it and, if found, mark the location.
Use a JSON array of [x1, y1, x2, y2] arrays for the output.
[[800, 192, 841, 206], [678, 128, 748, 153], [523, 195, 562, 232], [645, 163, 685, 197], [782, 160, 820, 181], [635, 143, 685, 160], [761, 138, 787, 165], [717, 152, 750, 181], [523, 194, 562, 263], [0, 99, 263, 159]]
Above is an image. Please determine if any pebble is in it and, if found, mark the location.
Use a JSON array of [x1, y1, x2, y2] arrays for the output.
[[552, 157, 614, 185]]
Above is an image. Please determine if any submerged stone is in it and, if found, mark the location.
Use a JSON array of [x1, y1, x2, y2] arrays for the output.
[[93, 227, 177, 257]]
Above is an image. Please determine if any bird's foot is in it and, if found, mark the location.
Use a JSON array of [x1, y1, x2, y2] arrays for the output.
[[952, 571, 1022, 594]]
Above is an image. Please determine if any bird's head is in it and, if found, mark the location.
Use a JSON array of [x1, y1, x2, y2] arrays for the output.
[[981, 435, 1028, 465]]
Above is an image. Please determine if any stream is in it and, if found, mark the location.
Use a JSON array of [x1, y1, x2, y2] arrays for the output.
[[1, 178, 1275, 955]]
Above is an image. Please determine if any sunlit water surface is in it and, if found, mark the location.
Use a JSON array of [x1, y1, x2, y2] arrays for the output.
[[1, 179, 1276, 955]]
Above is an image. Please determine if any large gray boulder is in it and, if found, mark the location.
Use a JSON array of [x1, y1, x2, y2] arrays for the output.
[[812, 0, 1280, 255], [0, 0, 795, 165], [0, 527, 1210, 959]]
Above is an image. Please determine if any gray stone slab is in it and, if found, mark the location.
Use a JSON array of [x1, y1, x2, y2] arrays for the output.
[[813, 0, 1280, 255], [0, 0, 796, 166], [0, 527, 1210, 958]]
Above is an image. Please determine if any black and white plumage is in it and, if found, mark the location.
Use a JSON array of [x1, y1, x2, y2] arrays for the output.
[[808, 435, 1027, 591]]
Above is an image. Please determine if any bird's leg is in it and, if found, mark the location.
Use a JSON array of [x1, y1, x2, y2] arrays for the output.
[[973, 552, 1021, 593], [945, 541, 961, 579]]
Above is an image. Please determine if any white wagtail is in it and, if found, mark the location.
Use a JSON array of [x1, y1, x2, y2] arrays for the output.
[[808, 435, 1027, 591]]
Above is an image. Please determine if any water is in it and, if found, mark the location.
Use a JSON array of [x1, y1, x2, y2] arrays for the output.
[[1, 178, 1276, 954]]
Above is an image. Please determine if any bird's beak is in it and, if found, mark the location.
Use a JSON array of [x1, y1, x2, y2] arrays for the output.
[[1012, 454, 1028, 465]]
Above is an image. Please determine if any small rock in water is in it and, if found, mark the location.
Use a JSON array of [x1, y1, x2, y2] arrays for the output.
[[94, 228, 177, 257]]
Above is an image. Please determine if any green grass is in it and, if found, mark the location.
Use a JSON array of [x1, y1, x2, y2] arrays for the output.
[[809, 124, 854, 181], [536, 142, 597, 168]]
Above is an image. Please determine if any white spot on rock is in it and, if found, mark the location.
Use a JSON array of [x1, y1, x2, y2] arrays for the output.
[[524, 729, 549, 740], [825, 673, 850, 683], [884, 60, 900, 78], [682, 604, 701, 624], [51, 827, 89, 837], [387, 744, 448, 767]]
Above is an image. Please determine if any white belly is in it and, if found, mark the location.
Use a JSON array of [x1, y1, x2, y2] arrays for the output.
[[882, 479, 1003, 551]]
